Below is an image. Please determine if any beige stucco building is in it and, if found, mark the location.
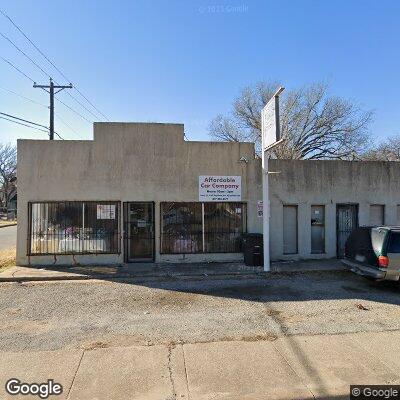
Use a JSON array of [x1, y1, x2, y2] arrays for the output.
[[16, 122, 400, 266]]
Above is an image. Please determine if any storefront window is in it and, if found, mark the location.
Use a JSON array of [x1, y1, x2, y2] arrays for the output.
[[204, 203, 245, 253], [29, 201, 120, 255], [161, 203, 202, 253], [161, 202, 246, 254]]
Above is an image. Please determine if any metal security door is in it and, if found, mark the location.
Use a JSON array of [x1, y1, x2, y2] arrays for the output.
[[283, 205, 298, 254], [311, 205, 325, 254], [336, 204, 359, 258], [124, 202, 155, 262]]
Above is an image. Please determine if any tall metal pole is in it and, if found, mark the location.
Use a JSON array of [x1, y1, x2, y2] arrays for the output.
[[49, 78, 54, 140], [33, 78, 73, 140], [262, 139, 270, 272]]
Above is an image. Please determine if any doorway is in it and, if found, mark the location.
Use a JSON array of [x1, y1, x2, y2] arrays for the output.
[[336, 204, 359, 258], [283, 205, 298, 254], [124, 202, 155, 262]]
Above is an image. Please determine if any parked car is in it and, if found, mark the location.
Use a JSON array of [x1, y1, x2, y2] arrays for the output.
[[342, 226, 400, 281]]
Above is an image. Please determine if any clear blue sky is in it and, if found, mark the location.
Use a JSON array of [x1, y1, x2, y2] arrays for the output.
[[1, 0, 400, 143]]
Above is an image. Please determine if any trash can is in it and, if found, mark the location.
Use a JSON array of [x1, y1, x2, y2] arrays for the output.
[[243, 233, 263, 266]]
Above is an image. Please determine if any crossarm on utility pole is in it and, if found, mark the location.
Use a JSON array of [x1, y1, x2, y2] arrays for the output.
[[33, 78, 72, 140]]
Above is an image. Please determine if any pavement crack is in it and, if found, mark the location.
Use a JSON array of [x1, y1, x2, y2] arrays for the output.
[[181, 344, 190, 400], [167, 345, 177, 400], [272, 341, 316, 400], [66, 349, 85, 399]]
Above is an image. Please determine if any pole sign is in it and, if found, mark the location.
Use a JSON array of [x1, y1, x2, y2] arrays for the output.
[[261, 87, 284, 150], [199, 176, 241, 201]]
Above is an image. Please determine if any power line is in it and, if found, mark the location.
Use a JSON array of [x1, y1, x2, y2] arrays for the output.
[[64, 91, 103, 121], [55, 113, 83, 139], [0, 31, 51, 78], [1, 30, 103, 122], [0, 7, 110, 121], [1, 56, 93, 125], [0, 116, 49, 134], [55, 96, 93, 124], [0, 86, 47, 107], [0, 111, 64, 140], [0, 56, 35, 82], [0, 111, 48, 129], [34, 79, 72, 140], [0, 85, 83, 139]]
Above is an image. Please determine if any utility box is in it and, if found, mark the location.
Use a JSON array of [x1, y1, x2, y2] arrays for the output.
[[243, 233, 263, 266]]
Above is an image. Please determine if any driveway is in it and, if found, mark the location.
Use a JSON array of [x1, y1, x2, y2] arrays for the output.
[[1, 270, 400, 352], [0, 225, 16, 250]]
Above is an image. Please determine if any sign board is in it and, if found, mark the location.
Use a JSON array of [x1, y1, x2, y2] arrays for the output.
[[261, 87, 284, 150], [257, 201, 263, 218], [199, 176, 241, 202], [97, 204, 116, 219]]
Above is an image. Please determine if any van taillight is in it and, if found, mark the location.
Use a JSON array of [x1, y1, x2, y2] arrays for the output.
[[378, 256, 389, 268]]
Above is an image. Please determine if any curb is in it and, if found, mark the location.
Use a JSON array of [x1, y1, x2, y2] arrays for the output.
[[0, 271, 267, 283], [0, 275, 90, 282], [0, 223, 17, 229]]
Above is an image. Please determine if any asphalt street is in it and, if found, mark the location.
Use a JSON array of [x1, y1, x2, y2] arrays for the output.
[[0, 225, 16, 251]]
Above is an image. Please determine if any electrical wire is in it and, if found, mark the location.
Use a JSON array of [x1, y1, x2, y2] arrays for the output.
[[1, 56, 93, 126], [0, 116, 49, 134], [0, 31, 51, 79], [0, 86, 47, 108], [0, 111, 48, 129], [55, 113, 84, 139], [1, 31, 100, 122], [55, 97, 93, 124], [0, 86, 82, 139], [0, 112, 65, 140], [0, 7, 110, 121], [0, 56, 35, 82]]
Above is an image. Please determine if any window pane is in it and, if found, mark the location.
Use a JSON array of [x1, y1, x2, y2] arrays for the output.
[[29, 202, 119, 254], [161, 202, 202, 253], [388, 232, 400, 253], [371, 228, 386, 255], [204, 203, 245, 253], [83, 203, 119, 253]]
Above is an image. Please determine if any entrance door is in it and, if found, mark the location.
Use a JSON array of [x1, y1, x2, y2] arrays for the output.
[[336, 204, 359, 258], [124, 202, 154, 262]]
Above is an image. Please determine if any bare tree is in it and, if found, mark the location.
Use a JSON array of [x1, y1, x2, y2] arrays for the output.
[[0, 144, 17, 212], [209, 82, 373, 159], [363, 135, 400, 161]]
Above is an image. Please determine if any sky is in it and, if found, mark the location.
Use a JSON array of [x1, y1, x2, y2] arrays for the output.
[[1, 0, 400, 144]]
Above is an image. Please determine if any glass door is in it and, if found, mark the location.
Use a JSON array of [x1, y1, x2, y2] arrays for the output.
[[125, 202, 154, 262]]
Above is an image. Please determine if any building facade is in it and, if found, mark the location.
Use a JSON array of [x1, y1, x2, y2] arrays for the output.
[[16, 122, 400, 266]]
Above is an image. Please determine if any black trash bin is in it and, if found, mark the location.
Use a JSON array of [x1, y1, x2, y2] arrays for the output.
[[243, 233, 264, 266]]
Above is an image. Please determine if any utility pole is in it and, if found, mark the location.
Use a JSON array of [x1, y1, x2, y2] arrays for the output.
[[33, 78, 72, 140]]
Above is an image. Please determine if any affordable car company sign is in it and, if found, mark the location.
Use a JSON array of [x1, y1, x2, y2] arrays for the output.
[[199, 176, 242, 202]]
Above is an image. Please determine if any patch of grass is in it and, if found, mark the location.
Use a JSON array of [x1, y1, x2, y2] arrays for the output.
[[0, 247, 16, 272]]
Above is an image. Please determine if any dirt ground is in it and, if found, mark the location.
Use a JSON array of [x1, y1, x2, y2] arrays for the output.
[[0, 270, 399, 352]]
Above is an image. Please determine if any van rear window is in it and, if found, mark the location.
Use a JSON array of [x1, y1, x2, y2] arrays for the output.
[[387, 232, 400, 253]]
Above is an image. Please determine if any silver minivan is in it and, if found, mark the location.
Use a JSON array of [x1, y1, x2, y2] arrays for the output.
[[342, 226, 400, 281]]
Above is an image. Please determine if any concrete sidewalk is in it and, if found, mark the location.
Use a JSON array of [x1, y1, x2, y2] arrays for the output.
[[1, 330, 399, 399], [0, 259, 345, 282]]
